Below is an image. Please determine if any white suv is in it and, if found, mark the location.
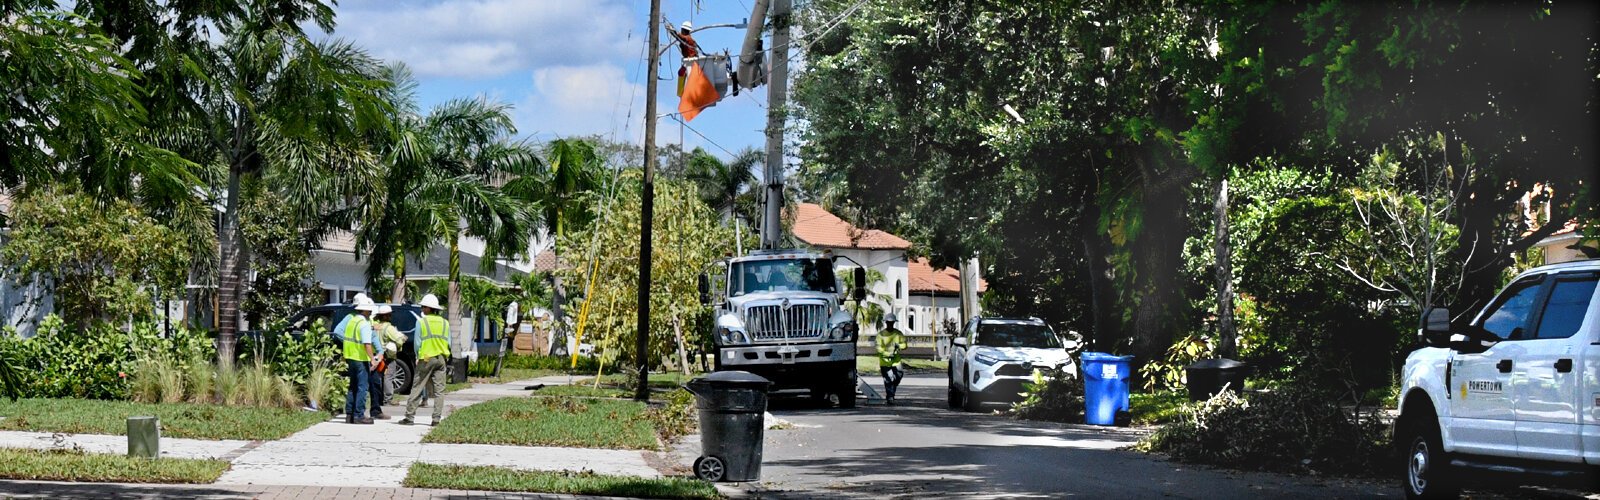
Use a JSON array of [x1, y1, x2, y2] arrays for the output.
[[948, 318, 1077, 411], [1397, 259, 1600, 498]]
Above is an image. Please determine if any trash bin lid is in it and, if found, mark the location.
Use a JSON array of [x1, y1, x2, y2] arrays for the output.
[[1080, 351, 1133, 363], [691, 370, 772, 388], [1185, 358, 1247, 370]]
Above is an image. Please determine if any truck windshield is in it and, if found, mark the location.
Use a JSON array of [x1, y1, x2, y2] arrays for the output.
[[729, 258, 837, 296], [976, 323, 1061, 349]]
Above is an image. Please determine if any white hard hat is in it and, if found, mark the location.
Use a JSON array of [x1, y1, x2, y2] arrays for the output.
[[681, 21, 692, 31], [884, 313, 897, 323], [376, 304, 393, 315], [355, 302, 380, 313], [419, 294, 443, 310], [353, 293, 372, 306]]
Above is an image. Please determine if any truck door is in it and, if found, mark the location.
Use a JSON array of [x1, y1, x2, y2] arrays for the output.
[[1515, 271, 1597, 462], [1451, 275, 1544, 457]]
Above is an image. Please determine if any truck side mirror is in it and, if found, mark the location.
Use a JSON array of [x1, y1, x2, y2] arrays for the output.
[[697, 273, 710, 305], [1420, 306, 1451, 346], [852, 267, 867, 301]]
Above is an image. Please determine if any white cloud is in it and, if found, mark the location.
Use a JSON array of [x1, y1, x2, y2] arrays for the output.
[[517, 63, 645, 142], [333, 0, 637, 79]]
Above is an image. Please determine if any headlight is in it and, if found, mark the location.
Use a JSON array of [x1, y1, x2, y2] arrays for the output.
[[828, 322, 857, 341], [717, 328, 751, 345], [974, 352, 1002, 365]]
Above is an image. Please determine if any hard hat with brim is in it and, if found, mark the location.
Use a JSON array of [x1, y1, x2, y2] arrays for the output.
[[419, 294, 443, 310], [376, 305, 393, 315], [355, 303, 380, 313]]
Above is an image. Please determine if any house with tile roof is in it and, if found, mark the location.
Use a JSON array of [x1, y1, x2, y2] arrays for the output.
[[788, 202, 981, 339]]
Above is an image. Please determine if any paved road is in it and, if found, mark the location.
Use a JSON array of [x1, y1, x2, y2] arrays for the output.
[[721, 373, 1397, 499]]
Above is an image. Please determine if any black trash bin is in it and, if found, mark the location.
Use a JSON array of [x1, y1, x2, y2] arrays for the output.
[[1185, 358, 1248, 401], [684, 371, 771, 482]]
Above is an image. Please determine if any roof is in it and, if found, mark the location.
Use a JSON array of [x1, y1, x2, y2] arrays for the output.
[[789, 203, 912, 250], [907, 257, 986, 295], [533, 251, 560, 273]]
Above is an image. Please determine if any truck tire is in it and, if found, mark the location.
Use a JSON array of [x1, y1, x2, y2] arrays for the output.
[[838, 388, 857, 409], [1402, 413, 1459, 499]]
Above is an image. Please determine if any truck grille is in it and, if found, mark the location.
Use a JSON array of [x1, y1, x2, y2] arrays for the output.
[[746, 304, 828, 341]]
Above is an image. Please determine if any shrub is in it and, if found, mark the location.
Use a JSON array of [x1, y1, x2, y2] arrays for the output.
[[215, 365, 241, 406], [502, 354, 605, 373], [1010, 367, 1084, 423], [184, 355, 214, 404], [1138, 385, 1391, 476], [305, 365, 343, 413]]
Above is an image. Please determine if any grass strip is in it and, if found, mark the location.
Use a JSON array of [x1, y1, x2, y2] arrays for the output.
[[423, 396, 659, 450], [533, 384, 630, 399], [404, 463, 719, 500], [0, 448, 228, 484], [856, 356, 948, 374], [468, 368, 565, 385], [597, 372, 697, 389], [0, 398, 326, 441], [1129, 391, 1188, 426]]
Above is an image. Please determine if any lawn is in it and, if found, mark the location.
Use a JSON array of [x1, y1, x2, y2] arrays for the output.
[[0, 448, 229, 483], [534, 384, 630, 399], [0, 398, 326, 441], [470, 368, 565, 384], [423, 396, 659, 450], [597, 371, 697, 389], [1129, 391, 1188, 426], [405, 463, 718, 499], [856, 356, 948, 374]]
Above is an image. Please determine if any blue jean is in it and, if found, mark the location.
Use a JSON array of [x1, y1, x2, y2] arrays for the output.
[[345, 360, 369, 419], [368, 362, 386, 416]]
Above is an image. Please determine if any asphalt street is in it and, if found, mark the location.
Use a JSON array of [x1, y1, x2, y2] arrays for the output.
[[727, 373, 1396, 499]]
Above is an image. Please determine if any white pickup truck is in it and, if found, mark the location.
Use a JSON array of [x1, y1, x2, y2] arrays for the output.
[[1396, 259, 1600, 498]]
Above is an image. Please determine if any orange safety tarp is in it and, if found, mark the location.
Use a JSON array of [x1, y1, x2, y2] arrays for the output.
[[678, 62, 720, 122]]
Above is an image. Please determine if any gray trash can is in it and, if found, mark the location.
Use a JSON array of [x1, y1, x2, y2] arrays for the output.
[[684, 371, 771, 482], [1185, 358, 1248, 401]]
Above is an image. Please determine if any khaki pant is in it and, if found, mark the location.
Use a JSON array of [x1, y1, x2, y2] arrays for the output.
[[406, 356, 447, 422]]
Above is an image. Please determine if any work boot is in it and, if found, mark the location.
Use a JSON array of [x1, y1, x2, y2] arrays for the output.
[[356, 417, 374, 424], [372, 413, 389, 420], [397, 417, 414, 426], [429, 419, 440, 427]]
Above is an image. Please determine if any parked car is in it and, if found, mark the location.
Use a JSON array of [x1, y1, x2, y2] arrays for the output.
[[948, 317, 1077, 411], [1396, 258, 1599, 498]]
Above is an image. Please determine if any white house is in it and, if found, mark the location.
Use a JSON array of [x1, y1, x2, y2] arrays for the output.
[[1534, 220, 1597, 265]]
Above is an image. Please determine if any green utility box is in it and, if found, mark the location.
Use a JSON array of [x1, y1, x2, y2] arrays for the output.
[[127, 416, 159, 458]]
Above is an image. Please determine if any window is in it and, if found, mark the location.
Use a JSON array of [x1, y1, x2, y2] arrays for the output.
[[895, 280, 903, 299], [728, 259, 838, 296], [1534, 275, 1597, 340], [976, 322, 1061, 349], [1481, 278, 1545, 340]]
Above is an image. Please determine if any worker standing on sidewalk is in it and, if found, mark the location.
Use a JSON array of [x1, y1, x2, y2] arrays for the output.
[[401, 294, 450, 426], [877, 314, 908, 405], [366, 305, 401, 419], [343, 299, 379, 424]]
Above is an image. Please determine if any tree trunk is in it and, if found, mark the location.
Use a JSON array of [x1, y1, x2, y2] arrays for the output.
[[673, 316, 690, 376], [1214, 178, 1237, 359], [391, 254, 407, 303], [447, 233, 465, 358], [216, 166, 245, 368], [1129, 181, 1191, 372]]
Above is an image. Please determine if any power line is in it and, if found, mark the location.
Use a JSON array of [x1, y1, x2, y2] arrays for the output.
[[666, 114, 741, 158], [788, 0, 869, 63]]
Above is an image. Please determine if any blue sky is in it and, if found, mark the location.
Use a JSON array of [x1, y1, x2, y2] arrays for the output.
[[329, 0, 773, 162]]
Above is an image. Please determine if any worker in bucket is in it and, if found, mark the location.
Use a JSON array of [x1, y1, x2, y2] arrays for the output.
[[877, 313, 909, 405]]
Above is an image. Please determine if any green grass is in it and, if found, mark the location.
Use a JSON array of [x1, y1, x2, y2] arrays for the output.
[[856, 356, 948, 374], [0, 398, 327, 441], [1129, 391, 1188, 426], [597, 372, 697, 389], [469, 368, 565, 385], [534, 384, 630, 398], [423, 396, 659, 450], [443, 382, 471, 393], [405, 463, 719, 499], [0, 448, 229, 483]]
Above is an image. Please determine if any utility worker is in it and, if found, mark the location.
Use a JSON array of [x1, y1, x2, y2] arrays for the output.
[[401, 294, 450, 426], [375, 305, 408, 405], [333, 292, 371, 341], [365, 305, 400, 419], [343, 299, 379, 424], [877, 313, 909, 405]]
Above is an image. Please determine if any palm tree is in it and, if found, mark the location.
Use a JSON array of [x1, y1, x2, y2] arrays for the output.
[[687, 146, 763, 252], [360, 91, 541, 354], [179, 13, 392, 364], [502, 138, 606, 348]]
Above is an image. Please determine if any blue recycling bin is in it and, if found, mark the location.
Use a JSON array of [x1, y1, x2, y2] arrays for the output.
[[1081, 352, 1133, 426]]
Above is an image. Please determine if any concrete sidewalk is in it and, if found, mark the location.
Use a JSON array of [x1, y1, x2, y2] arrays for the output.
[[215, 375, 661, 487], [0, 430, 252, 461]]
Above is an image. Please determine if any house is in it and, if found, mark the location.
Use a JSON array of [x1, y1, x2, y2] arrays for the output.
[[787, 202, 982, 339], [1533, 220, 1597, 265]]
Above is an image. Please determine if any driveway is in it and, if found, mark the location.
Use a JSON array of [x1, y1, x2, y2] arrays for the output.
[[724, 372, 1395, 499]]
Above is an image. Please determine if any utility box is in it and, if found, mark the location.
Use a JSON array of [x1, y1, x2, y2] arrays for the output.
[[127, 416, 159, 458]]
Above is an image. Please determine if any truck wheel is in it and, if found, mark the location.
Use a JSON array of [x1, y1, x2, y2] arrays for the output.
[[1402, 416, 1459, 499], [838, 387, 857, 409]]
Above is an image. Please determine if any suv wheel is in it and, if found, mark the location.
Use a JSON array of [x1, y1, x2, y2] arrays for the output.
[[947, 369, 961, 409], [388, 359, 414, 396], [960, 373, 981, 412], [1402, 415, 1459, 499]]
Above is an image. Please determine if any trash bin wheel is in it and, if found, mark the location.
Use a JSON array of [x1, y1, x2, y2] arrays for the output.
[[694, 455, 726, 482]]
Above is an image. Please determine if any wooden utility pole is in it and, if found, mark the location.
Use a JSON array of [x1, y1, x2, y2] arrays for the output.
[[758, 0, 791, 249], [635, 0, 662, 402]]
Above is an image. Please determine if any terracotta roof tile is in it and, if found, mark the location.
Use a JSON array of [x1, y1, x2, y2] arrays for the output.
[[908, 257, 986, 294], [789, 203, 912, 250]]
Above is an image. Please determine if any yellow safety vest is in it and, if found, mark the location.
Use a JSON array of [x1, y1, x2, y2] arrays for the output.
[[419, 314, 450, 360], [342, 316, 370, 361]]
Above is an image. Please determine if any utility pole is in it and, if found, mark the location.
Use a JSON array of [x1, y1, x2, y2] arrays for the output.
[[634, 0, 662, 402], [758, 0, 791, 250]]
